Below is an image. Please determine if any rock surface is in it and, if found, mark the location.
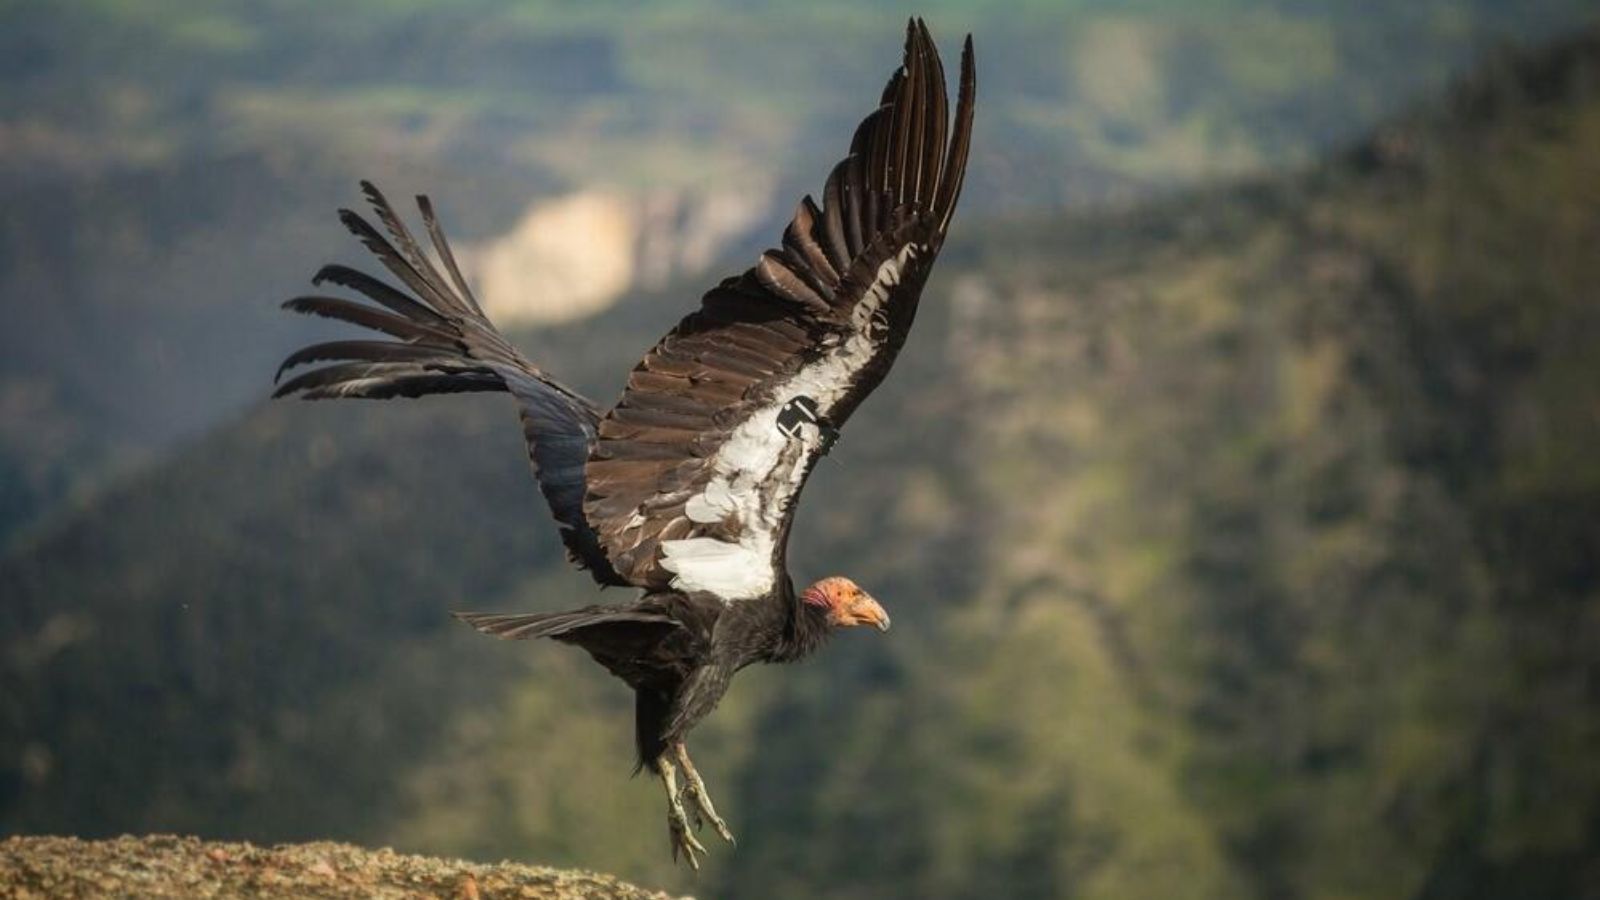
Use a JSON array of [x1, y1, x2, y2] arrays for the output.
[[0, 835, 687, 900], [463, 185, 772, 327]]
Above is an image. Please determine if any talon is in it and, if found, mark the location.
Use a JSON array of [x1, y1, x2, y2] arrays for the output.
[[697, 798, 734, 846], [658, 754, 708, 869], [676, 742, 736, 846], [669, 813, 706, 870], [678, 784, 705, 832]]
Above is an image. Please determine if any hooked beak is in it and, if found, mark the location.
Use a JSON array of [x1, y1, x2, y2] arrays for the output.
[[855, 595, 891, 633]]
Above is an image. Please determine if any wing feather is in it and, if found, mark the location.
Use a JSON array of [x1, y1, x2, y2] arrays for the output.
[[281, 295, 457, 344], [785, 197, 841, 286], [583, 21, 975, 597], [279, 188, 626, 585]]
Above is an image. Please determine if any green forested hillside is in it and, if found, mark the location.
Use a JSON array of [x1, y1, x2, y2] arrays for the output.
[[9, 0, 1591, 192], [3, 25, 1599, 900], [6, 0, 1596, 546]]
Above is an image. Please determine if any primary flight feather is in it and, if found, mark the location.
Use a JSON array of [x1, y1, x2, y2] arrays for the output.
[[274, 18, 975, 867]]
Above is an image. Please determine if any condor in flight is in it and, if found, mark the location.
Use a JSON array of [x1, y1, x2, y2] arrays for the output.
[[274, 20, 973, 867]]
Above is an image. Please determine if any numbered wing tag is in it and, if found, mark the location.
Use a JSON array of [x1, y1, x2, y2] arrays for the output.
[[776, 394, 842, 456], [776, 395, 821, 440]]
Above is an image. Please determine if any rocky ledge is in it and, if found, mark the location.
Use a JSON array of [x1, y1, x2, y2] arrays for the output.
[[0, 835, 686, 900]]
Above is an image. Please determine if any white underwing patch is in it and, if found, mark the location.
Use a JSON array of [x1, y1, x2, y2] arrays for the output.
[[684, 480, 736, 524], [658, 244, 920, 600]]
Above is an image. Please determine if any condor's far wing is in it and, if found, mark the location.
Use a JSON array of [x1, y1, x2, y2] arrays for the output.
[[274, 183, 628, 586], [582, 20, 975, 600]]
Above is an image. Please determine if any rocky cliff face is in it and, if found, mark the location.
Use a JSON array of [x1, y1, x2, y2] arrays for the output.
[[0, 168, 772, 545], [462, 184, 774, 327]]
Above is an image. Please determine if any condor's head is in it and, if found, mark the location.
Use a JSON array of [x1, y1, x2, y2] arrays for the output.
[[801, 576, 891, 632]]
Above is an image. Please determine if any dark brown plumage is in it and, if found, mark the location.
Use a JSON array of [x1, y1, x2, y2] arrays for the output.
[[274, 19, 974, 867]]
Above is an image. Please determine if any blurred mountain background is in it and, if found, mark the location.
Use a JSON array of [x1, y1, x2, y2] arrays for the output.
[[2, 2, 1598, 897]]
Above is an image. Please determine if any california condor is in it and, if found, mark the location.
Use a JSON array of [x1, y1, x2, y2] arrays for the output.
[[273, 19, 974, 867]]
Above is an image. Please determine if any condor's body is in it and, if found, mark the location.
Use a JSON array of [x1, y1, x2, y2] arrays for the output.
[[273, 19, 974, 866]]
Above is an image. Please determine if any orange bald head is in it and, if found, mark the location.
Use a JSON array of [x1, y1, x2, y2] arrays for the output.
[[800, 576, 891, 632]]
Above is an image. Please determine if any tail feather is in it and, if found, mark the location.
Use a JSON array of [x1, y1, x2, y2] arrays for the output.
[[453, 607, 678, 641]]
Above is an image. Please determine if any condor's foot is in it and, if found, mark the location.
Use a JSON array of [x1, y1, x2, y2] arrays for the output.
[[658, 755, 707, 870], [675, 742, 735, 846]]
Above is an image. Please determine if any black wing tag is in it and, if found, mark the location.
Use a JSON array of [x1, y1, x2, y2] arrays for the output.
[[776, 395, 841, 455], [777, 395, 820, 439]]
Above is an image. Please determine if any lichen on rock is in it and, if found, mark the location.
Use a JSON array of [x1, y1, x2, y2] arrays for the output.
[[0, 835, 688, 900]]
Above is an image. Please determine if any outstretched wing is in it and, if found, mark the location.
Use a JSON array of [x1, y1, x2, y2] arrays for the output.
[[583, 20, 975, 599], [276, 183, 627, 586]]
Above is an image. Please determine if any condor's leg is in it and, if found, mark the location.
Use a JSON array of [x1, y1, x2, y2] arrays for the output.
[[656, 754, 707, 869], [634, 690, 705, 868], [650, 665, 737, 865], [674, 741, 735, 845]]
